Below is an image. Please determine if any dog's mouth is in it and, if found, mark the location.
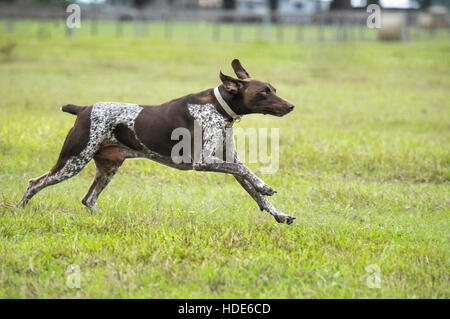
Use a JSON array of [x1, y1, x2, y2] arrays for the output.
[[262, 107, 293, 117]]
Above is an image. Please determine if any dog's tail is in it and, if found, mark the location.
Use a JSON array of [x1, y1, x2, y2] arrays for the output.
[[61, 104, 85, 116]]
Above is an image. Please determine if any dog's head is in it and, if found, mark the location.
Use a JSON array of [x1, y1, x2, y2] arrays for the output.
[[219, 59, 294, 116]]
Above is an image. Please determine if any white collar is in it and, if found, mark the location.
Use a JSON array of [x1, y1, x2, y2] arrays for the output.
[[214, 86, 241, 125]]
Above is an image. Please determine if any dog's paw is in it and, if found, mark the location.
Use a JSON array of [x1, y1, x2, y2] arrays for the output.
[[273, 213, 296, 225], [256, 183, 277, 196], [16, 199, 26, 208], [88, 204, 102, 213], [90, 204, 102, 213], [285, 215, 296, 225]]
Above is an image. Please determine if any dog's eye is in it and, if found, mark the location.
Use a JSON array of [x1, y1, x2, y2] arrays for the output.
[[261, 88, 271, 95]]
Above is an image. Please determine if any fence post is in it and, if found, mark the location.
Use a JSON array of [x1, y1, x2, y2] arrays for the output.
[[37, 23, 49, 39], [332, 13, 338, 41], [263, 12, 271, 41], [277, 25, 283, 42], [213, 21, 221, 41], [296, 18, 303, 42], [134, 20, 140, 37], [318, 13, 324, 41], [116, 20, 123, 37], [142, 20, 148, 36], [277, 20, 284, 42], [164, 15, 172, 39], [255, 19, 262, 40], [234, 15, 241, 42], [66, 26, 72, 37], [448, 17, 450, 38], [65, 18, 73, 37], [342, 12, 348, 41], [91, 18, 98, 36], [350, 13, 355, 41], [6, 18, 14, 33], [360, 13, 366, 41]]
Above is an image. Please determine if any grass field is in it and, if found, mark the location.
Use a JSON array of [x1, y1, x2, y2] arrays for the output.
[[0, 20, 449, 298]]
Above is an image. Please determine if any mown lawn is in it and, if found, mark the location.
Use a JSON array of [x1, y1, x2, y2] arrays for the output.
[[0, 20, 449, 298]]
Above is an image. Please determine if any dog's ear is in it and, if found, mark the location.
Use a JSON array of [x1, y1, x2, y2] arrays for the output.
[[220, 71, 244, 94], [231, 59, 250, 79]]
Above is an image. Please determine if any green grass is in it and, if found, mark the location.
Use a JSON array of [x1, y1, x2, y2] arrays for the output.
[[0, 20, 449, 298]]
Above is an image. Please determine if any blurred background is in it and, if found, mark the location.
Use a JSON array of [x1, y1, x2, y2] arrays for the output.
[[0, 0, 449, 299], [0, 0, 449, 42]]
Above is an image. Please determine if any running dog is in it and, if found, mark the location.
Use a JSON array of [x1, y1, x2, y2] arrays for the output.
[[17, 59, 296, 224]]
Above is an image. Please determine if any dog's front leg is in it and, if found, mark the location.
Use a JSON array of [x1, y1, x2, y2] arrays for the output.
[[193, 125, 275, 195], [194, 133, 275, 196], [234, 175, 295, 224], [221, 131, 295, 224], [223, 127, 278, 196], [194, 158, 275, 196]]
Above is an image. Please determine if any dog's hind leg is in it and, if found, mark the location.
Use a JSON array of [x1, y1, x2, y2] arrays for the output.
[[17, 111, 95, 208], [17, 154, 93, 208], [81, 145, 127, 210], [81, 158, 118, 211]]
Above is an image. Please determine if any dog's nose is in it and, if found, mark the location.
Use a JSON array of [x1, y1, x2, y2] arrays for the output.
[[288, 103, 295, 111]]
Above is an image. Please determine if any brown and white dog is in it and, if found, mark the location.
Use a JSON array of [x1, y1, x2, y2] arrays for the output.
[[17, 59, 296, 224]]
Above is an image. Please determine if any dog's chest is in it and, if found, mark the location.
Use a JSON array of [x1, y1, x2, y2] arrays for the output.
[[187, 103, 226, 136]]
